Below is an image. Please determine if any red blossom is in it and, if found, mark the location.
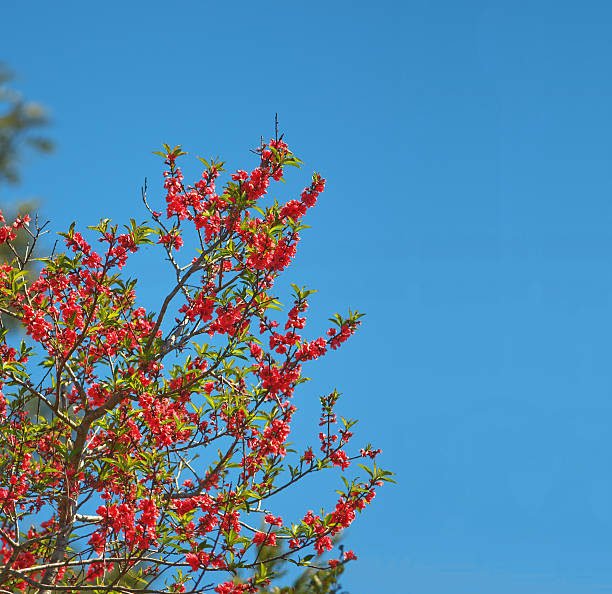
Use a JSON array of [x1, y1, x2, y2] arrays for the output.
[[264, 514, 283, 527], [252, 531, 276, 547]]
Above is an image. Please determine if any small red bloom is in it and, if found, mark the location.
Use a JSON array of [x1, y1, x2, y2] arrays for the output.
[[264, 514, 283, 527]]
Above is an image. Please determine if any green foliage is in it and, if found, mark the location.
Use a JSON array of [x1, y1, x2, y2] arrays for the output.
[[0, 62, 54, 187], [238, 535, 350, 594], [0, 62, 53, 329]]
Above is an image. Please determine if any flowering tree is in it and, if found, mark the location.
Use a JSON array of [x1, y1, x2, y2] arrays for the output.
[[0, 136, 392, 593]]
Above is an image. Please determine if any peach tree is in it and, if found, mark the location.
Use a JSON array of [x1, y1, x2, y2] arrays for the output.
[[0, 136, 392, 593]]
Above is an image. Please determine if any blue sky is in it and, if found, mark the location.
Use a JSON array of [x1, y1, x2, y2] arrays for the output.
[[3, 1, 612, 592]]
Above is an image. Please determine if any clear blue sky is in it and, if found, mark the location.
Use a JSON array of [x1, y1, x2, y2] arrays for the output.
[[4, 1, 612, 592]]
